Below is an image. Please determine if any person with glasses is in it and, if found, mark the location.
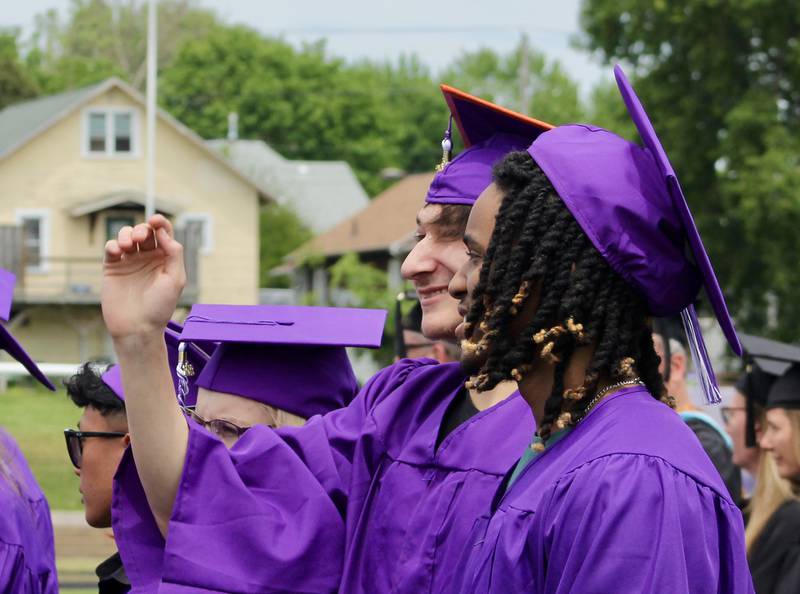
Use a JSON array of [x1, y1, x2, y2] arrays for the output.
[[63, 325, 208, 594], [0, 269, 58, 594]]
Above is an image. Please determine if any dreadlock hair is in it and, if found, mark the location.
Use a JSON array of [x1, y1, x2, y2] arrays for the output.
[[462, 151, 670, 445]]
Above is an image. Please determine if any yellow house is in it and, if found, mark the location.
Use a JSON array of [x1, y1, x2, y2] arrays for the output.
[[0, 78, 268, 363]]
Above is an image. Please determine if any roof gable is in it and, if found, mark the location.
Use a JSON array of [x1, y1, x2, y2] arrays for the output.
[[0, 78, 269, 199]]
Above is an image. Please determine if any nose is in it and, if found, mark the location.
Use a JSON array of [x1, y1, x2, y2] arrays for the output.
[[758, 432, 772, 451], [401, 239, 437, 281], [448, 260, 468, 301]]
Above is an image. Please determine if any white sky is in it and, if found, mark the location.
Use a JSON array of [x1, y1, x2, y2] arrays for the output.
[[2, 0, 608, 93]]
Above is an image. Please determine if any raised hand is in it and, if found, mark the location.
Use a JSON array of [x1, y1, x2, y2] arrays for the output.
[[102, 214, 186, 340]]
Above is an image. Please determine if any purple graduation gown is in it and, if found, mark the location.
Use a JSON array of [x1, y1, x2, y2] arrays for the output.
[[0, 429, 58, 593], [454, 386, 755, 594], [112, 359, 535, 592]]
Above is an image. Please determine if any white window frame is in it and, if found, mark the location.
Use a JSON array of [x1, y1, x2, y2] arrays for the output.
[[177, 213, 214, 255], [15, 209, 51, 274], [81, 106, 140, 159]]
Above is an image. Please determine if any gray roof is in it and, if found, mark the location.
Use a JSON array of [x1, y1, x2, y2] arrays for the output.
[[207, 139, 369, 234], [0, 83, 104, 158]]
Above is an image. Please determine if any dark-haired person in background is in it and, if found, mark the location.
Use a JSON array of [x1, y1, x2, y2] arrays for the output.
[[449, 66, 752, 593], [64, 363, 131, 594]]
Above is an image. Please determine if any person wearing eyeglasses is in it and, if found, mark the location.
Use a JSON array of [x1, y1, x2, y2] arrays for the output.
[[63, 363, 131, 593], [63, 326, 208, 593]]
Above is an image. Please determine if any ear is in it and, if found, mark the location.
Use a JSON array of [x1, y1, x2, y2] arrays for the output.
[[670, 352, 687, 379], [122, 432, 131, 447]]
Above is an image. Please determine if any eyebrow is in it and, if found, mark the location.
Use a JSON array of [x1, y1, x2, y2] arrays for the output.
[[463, 233, 484, 253]]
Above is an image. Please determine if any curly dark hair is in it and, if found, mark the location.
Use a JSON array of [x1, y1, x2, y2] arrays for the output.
[[462, 151, 670, 445], [64, 363, 126, 417], [430, 203, 471, 239]]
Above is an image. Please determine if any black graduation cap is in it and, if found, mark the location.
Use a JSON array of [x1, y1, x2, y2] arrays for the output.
[[767, 364, 800, 411], [738, 333, 800, 446]]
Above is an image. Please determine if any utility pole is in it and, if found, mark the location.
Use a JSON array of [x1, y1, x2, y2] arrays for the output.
[[145, 0, 158, 219], [518, 32, 531, 113]]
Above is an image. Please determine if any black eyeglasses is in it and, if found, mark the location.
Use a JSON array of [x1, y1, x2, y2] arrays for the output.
[[720, 406, 747, 425], [64, 429, 127, 469], [182, 407, 257, 441]]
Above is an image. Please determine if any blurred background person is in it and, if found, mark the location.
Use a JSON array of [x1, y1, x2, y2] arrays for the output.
[[747, 360, 800, 593], [653, 317, 741, 504]]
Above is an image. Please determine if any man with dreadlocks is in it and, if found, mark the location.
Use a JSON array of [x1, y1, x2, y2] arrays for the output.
[[100, 88, 555, 593], [448, 66, 754, 593]]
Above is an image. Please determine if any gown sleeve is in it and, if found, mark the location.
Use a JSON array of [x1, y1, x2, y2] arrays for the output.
[[537, 453, 754, 594], [113, 359, 432, 593]]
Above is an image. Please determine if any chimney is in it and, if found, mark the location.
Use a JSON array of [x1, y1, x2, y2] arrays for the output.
[[227, 112, 239, 141]]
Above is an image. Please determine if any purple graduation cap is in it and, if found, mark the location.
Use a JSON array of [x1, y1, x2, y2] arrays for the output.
[[180, 304, 387, 419], [0, 268, 15, 321], [426, 84, 553, 206], [526, 65, 742, 404], [0, 268, 54, 391], [101, 326, 210, 406]]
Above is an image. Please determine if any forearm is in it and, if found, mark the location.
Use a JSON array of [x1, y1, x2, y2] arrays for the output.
[[114, 331, 188, 537]]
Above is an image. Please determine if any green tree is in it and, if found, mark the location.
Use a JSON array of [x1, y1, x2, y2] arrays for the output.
[[27, 0, 218, 92], [441, 36, 586, 125], [328, 253, 396, 365], [160, 26, 444, 194], [260, 203, 313, 288], [579, 0, 800, 339], [0, 31, 39, 109]]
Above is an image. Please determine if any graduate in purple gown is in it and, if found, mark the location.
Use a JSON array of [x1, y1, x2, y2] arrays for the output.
[[447, 66, 754, 593], [0, 269, 58, 593], [102, 88, 552, 593]]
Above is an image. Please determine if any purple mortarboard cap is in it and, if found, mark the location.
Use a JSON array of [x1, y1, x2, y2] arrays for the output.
[[0, 268, 54, 391], [426, 84, 553, 206], [182, 304, 387, 419], [527, 65, 742, 404], [0, 269, 15, 321], [101, 327, 209, 406]]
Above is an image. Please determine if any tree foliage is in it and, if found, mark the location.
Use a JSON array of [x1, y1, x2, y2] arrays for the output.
[[580, 0, 800, 339], [26, 0, 217, 92], [0, 31, 39, 110], [260, 203, 313, 288]]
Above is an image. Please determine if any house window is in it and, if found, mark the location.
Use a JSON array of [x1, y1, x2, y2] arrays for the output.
[[106, 216, 136, 241], [89, 113, 107, 152], [114, 113, 132, 152], [85, 109, 135, 156], [15, 210, 50, 273], [178, 213, 213, 255]]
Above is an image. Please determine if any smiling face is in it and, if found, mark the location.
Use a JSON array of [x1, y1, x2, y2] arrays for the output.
[[74, 406, 129, 528], [448, 184, 505, 371], [760, 407, 800, 481], [401, 204, 470, 340]]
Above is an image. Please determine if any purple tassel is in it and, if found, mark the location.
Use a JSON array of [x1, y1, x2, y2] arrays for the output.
[[680, 304, 722, 404]]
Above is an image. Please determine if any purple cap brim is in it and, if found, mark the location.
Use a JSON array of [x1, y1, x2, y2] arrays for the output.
[[101, 326, 210, 404], [180, 304, 387, 348], [0, 269, 15, 321], [0, 324, 55, 391], [614, 65, 742, 357]]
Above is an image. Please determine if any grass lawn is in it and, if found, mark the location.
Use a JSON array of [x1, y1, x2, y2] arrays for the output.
[[0, 380, 84, 510]]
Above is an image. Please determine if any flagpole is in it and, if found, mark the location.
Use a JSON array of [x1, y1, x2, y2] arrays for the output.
[[145, 0, 158, 219]]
